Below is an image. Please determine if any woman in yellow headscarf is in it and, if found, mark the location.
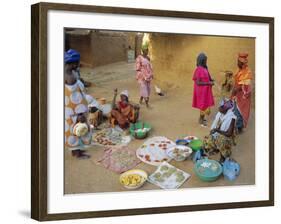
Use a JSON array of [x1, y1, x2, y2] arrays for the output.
[[231, 53, 253, 133]]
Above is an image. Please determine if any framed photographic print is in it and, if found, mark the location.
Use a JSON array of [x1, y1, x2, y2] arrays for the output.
[[31, 2, 274, 221]]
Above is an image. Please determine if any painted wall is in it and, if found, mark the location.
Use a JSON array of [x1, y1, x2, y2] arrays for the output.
[[148, 34, 255, 90]]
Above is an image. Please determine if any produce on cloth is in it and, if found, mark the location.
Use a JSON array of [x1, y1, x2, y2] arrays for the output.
[[119, 169, 147, 189], [148, 162, 191, 189], [136, 136, 176, 166]]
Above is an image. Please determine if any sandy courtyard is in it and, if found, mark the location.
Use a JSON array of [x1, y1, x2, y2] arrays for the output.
[[64, 61, 255, 194]]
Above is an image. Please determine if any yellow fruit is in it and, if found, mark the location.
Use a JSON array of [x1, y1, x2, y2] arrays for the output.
[[121, 174, 143, 187]]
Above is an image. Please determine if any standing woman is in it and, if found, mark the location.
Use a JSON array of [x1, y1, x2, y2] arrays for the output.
[[192, 53, 215, 126], [231, 53, 253, 133], [135, 44, 153, 108], [64, 67, 92, 159]]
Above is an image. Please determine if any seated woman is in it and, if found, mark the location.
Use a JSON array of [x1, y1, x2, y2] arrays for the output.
[[203, 99, 237, 163], [110, 89, 140, 129]]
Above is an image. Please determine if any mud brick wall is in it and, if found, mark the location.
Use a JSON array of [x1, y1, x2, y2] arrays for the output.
[[148, 34, 255, 92], [65, 30, 137, 67]]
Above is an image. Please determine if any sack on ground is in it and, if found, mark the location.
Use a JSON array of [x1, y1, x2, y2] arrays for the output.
[[222, 158, 240, 181]]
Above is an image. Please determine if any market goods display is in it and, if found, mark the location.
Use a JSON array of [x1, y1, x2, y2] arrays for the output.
[[148, 162, 191, 189], [136, 136, 176, 166], [92, 128, 130, 146], [166, 145, 193, 161], [97, 145, 141, 173], [189, 139, 203, 151], [194, 158, 222, 182], [119, 169, 147, 189], [175, 136, 198, 145], [129, 122, 152, 139]]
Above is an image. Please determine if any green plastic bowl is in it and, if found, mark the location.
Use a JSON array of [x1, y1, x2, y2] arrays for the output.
[[194, 159, 222, 182], [189, 139, 203, 151], [129, 122, 151, 139]]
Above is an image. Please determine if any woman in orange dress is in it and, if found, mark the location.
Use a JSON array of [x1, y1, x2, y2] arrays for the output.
[[231, 53, 253, 133], [110, 89, 140, 129]]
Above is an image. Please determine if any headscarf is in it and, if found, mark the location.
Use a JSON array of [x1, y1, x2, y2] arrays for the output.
[[211, 99, 236, 131], [238, 52, 248, 65], [64, 49, 80, 63], [235, 52, 252, 85], [196, 52, 208, 68], [141, 43, 149, 52], [120, 90, 129, 98], [219, 98, 234, 111], [119, 90, 129, 109]]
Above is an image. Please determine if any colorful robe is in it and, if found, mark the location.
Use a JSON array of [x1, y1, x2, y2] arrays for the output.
[[65, 81, 92, 149]]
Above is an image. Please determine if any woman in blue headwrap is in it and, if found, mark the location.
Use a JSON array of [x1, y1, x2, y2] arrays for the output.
[[64, 49, 91, 88], [203, 98, 237, 162]]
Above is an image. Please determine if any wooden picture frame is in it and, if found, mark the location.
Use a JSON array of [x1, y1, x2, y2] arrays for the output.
[[31, 2, 274, 221]]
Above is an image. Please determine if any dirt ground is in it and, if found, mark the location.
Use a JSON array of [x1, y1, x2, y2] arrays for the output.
[[64, 61, 255, 194]]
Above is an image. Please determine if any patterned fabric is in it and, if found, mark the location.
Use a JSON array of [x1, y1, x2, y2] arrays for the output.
[[136, 55, 153, 97], [205, 108, 237, 157], [97, 145, 141, 173], [204, 133, 233, 158], [139, 80, 151, 98], [65, 81, 91, 149]]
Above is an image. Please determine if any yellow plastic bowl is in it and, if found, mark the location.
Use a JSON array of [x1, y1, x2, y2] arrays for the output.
[[119, 169, 148, 190]]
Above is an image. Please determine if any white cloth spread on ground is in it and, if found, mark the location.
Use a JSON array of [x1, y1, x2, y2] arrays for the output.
[[92, 127, 131, 146], [148, 162, 191, 189], [136, 136, 176, 166], [211, 109, 237, 132]]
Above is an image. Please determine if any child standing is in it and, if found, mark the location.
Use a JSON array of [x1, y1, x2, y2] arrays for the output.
[[221, 71, 234, 98], [192, 53, 215, 127]]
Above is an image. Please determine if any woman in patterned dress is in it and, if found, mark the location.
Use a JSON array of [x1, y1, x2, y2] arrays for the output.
[[203, 99, 237, 163], [135, 45, 153, 108], [64, 66, 92, 159]]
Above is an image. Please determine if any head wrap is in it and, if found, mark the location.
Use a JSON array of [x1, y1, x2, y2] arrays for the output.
[[219, 98, 234, 111], [120, 90, 129, 98], [141, 43, 149, 51], [64, 49, 80, 63], [196, 52, 208, 68], [238, 52, 248, 65]]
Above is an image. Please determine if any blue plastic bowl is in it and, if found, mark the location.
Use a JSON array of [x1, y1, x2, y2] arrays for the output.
[[175, 139, 189, 145]]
